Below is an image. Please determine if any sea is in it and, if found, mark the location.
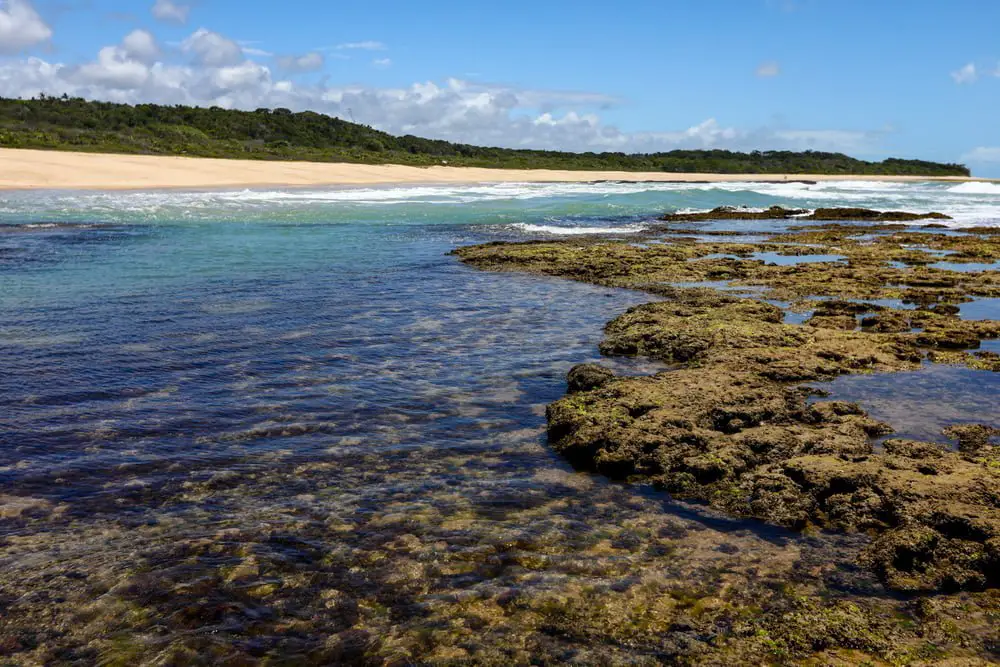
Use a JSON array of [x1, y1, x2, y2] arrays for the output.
[[1, 179, 999, 659]]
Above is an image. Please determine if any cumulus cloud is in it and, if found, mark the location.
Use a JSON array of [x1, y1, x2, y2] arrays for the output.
[[71, 46, 151, 89], [0, 36, 884, 156], [963, 147, 1000, 163], [121, 29, 159, 64], [0, 0, 51, 54], [336, 41, 386, 51], [182, 28, 243, 67], [151, 0, 190, 24], [276, 52, 324, 73], [951, 63, 977, 84], [755, 61, 780, 77]]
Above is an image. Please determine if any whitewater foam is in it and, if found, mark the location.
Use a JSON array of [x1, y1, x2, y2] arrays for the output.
[[2, 180, 999, 228], [511, 222, 649, 235], [947, 182, 1000, 195]]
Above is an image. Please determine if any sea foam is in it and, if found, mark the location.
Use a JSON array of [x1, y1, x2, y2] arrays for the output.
[[947, 182, 1000, 195]]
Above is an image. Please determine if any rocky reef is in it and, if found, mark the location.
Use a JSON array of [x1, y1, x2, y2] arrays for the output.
[[659, 205, 952, 223], [456, 220, 1000, 594], [2, 215, 999, 666], [550, 290, 999, 592]]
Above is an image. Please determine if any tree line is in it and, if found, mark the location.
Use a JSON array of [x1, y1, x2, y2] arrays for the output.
[[0, 95, 970, 176]]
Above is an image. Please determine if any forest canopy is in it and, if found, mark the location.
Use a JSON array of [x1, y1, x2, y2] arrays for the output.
[[0, 96, 971, 177]]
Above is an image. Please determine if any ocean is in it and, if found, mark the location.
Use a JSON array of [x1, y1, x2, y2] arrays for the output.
[[2, 179, 999, 661]]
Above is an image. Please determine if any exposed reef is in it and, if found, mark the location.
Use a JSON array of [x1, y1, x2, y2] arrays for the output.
[[548, 291, 999, 592], [659, 205, 952, 223], [455, 219, 1000, 594]]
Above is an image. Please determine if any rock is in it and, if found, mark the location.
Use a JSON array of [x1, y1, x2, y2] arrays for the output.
[[806, 208, 952, 222], [658, 205, 952, 223], [660, 205, 807, 222], [943, 424, 1000, 454], [566, 363, 616, 393], [456, 221, 1000, 592]]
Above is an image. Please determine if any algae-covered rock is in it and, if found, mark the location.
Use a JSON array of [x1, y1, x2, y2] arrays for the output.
[[658, 205, 952, 223], [660, 205, 807, 222], [807, 207, 952, 222], [566, 363, 616, 394], [456, 222, 1000, 593]]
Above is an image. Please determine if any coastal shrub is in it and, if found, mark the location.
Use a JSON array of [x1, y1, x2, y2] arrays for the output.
[[0, 95, 971, 176]]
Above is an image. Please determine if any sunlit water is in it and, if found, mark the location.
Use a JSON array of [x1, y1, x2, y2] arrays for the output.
[[1, 180, 999, 658], [2, 179, 999, 515]]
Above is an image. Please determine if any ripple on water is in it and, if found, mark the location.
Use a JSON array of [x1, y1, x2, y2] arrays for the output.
[[811, 364, 1000, 444], [2, 185, 1000, 662]]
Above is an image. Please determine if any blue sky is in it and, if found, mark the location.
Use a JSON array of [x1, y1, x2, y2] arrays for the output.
[[2, 0, 999, 175]]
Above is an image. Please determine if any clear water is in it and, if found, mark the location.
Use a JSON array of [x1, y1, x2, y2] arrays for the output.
[[1, 180, 999, 658], [2, 180, 997, 505], [929, 261, 1000, 273], [813, 365, 1000, 444], [751, 251, 846, 265]]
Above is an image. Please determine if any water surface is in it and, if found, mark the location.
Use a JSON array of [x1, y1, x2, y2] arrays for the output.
[[2, 180, 999, 660]]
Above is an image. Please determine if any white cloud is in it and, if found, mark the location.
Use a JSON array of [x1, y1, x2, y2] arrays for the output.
[[0, 41, 885, 156], [72, 46, 150, 90], [121, 29, 159, 64], [0, 0, 51, 54], [755, 61, 780, 78], [372, 58, 392, 69], [209, 61, 270, 93], [151, 0, 190, 24], [951, 62, 977, 84], [242, 46, 273, 58], [336, 41, 386, 51], [963, 147, 1000, 163], [182, 28, 243, 67], [276, 52, 324, 73]]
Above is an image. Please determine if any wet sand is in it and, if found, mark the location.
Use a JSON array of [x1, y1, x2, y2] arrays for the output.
[[0, 147, 992, 191]]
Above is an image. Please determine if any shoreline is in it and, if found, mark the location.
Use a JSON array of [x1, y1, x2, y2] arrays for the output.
[[1, 147, 995, 191]]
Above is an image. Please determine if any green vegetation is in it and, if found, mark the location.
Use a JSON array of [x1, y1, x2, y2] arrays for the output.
[[0, 95, 971, 176]]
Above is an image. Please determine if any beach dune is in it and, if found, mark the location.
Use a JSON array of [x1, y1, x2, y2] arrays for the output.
[[0, 147, 990, 191]]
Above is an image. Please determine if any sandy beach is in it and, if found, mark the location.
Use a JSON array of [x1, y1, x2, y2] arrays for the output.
[[0, 147, 992, 191]]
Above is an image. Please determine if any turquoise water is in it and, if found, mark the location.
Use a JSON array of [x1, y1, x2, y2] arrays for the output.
[[1, 180, 999, 660], [2, 179, 998, 501]]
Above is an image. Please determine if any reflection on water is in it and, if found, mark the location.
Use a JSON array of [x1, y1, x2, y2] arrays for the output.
[[929, 260, 1000, 273], [812, 364, 1000, 444], [751, 251, 846, 265], [959, 297, 1000, 320]]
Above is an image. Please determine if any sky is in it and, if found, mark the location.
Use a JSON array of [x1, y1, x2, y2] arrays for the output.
[[1, 0, 999, 175]]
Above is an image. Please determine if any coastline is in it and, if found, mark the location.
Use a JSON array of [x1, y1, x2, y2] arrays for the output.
[[0, 147, 994, 191]]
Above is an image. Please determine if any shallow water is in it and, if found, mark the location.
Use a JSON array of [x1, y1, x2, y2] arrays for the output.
[[929, 260, 1000, 273], [2, 180, 999, 660], [813, 365, 1000, 444], [959, 297, 1000, 320], [751, 251, 846, 266]]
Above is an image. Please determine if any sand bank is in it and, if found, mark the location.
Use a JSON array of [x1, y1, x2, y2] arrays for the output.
[[0, 147, 991, 191]]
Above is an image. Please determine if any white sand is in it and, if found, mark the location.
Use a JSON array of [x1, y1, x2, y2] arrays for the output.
[[0, 147, 991, 191]]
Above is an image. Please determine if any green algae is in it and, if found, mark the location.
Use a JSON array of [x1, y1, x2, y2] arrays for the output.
[[447, 217, 1000, 662], [457, 228, 1000, 595]]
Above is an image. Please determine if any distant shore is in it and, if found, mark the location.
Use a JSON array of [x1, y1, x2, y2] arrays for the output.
[[0, 148, 995, 191]]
